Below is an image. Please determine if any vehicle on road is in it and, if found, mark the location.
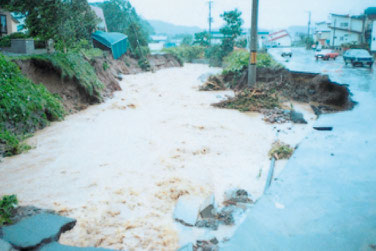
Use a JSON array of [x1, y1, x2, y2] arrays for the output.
[[315, 49, 339, 60], [281, 47, 292, 57], [343, 49, 374, 67]]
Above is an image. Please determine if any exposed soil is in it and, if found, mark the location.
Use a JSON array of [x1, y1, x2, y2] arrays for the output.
[[202, 67, 355, 114], [15, 54, 182, 114]]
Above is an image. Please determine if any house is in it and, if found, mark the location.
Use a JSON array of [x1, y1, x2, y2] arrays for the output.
[[266, 30, 292, 47], [314, 21, 331, 48], [0, 9, 20, 36], [210, 29, 270, 49], [365, 7, 376, 52], [149, 35, 168, 51], [90, 6, 108, 32], [328, 13, 366, 48], [92, 31, 128, 59]]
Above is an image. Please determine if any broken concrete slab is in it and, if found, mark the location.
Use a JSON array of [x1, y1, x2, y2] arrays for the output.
[[0, 239, 17, 251], [177, 243, 194, 251], [173, 196, 202, 226], [1, 213, 76, 250], [199, 194, 216, 219], [39, 242, 117, 251], [195, 218, 219, 230], [224, 189, 252, 204], [290, 110, 307, 124]]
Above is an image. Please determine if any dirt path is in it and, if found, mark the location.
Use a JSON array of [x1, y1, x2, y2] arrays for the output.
[[0, 64, 315, 250]]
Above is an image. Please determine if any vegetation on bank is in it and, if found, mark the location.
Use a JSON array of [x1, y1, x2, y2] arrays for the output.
[[0, 195, 18, 226], [0, 54, 65, 157], [269, 141, 294, 160]]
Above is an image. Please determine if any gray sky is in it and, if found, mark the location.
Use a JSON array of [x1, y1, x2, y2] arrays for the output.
[[90, 0, 376, 30]]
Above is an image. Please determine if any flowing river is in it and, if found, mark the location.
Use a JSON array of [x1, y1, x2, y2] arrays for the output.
[[0, 64, 315, 250]]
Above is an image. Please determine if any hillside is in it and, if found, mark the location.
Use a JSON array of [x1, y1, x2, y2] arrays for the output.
[[148, 20, 203, 35]]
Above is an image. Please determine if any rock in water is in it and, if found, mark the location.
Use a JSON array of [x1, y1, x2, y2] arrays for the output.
[[199, 194, 217, 219], [290, 110, 307, 124], [1, 213, 76, 250]]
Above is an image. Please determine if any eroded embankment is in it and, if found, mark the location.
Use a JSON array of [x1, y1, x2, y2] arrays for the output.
[[15, 54, 182, 114], [202, 67, 355, 114]]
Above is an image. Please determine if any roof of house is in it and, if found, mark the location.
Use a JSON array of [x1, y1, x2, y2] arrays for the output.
[[330, 13, 365, 20], [92, 31, 128, 59]]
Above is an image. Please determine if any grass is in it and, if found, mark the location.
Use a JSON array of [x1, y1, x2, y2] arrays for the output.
[[0, 53, 65, 157], [0, 195, 18, 226], [162, 45, 205, 64], [269, 141, 294, 160]]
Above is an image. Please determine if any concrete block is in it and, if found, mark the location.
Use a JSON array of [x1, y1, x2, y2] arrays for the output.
[[173, 195, 201, 226], [199, 194, 216, 219]]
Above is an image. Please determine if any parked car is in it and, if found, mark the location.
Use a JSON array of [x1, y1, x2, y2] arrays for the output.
[[315, 49, 339, 60], [343, 49, 374, 67], [281, 47, 292, 57]]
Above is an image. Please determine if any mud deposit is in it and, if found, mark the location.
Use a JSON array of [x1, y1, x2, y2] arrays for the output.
[[0, 64, 315, 250], [202, 67, 355, 113]]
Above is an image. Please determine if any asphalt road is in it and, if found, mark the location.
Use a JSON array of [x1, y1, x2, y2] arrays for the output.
[[223, 48, 376, 251]]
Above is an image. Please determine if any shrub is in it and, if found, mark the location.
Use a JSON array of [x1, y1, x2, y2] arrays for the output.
[[269, 141, 294, 160], [0, 195, 18, 226], [205, 45, 224, 67], [163, 45, 205, 63], [0, 32, 29, 48]]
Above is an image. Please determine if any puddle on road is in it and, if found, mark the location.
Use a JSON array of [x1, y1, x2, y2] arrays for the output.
[[0, 64, 315, 250]]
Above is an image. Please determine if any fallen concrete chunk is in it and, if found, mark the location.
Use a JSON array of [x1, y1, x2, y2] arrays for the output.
[[1, 213, 76, 250], [290, 110, 307, 124], [39, 242, 117, 251], [173, 195, 201, 226], [199, 194, 217, 219], [195, 218, 219, 230], [224, 189, 252, 204], [177, 243, 194, 251], [0, 239, 17, 251]]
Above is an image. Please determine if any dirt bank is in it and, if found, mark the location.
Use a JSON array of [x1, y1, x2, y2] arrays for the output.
[[15, 54, 181, 113], [202, 67, 355, 114]]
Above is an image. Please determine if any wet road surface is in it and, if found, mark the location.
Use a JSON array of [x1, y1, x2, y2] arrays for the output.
[[224, 48, 376, 251]]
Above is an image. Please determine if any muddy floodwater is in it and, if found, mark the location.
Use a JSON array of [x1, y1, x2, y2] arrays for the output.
[[0, 64, 315, 250]]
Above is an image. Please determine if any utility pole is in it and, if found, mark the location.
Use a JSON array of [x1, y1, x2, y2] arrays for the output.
[[208, 0, 213, 45], [306, 11, 311, 48], [332, 18, 336, 48], [248, 0, 259, 87]]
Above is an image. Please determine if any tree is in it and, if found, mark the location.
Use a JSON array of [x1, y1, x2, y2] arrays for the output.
[[1, 0, 99, 50], [219, 9, 244, 56], [101, 0, 151, 58], [181, 35, 193, 46], [193, 31, 210, 47]]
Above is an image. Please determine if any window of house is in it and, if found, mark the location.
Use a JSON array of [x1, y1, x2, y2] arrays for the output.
[[0, 14, 7, 34], [340, 22, 348, 28]]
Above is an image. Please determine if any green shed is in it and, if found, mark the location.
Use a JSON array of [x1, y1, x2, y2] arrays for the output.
[[92, 31, 128, 59]]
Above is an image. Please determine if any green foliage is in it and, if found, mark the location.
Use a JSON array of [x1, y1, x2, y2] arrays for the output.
[[2, 0, 99, 50], [0, 195, 18, 226], [138, 58, 151, 71], [205, 45, 224, 67], [194, 32, 210, 47], [181, 35, 193, 46], [235, 37, 248, 48], [220, 9, 244, 56], [269, 141, 294, 160], [0, 32, 29, 48], [29, 52, 104, 100], [0, 54, 65, 156], [103, 62, 109, 71], [222, 50, 283, 74], [162, 45, 205, 63]]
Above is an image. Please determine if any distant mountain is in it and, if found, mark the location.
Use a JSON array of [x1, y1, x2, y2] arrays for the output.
[[148, 20, 203, 35]]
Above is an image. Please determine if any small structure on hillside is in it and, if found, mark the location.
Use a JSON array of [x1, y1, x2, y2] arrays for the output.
[[92, 30, 128, 59]]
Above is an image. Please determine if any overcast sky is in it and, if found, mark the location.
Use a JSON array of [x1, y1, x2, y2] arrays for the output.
[[90, 0, 376, 30]]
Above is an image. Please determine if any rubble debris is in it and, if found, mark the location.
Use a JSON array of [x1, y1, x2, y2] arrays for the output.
[[173, 196, 202, 226], [1, 213, 76, 250], [261, 108, 291, 124], [195, 240, 219, 251], [217, 205, 236, 225], [195, 218, 219, 230], [200, 75, 226, 91], [269, 141, 294, 160], [290, 110, 307, 124], [177, 243, 194, 251], [199, 194, 217, 219], [224, 189, 253, 204]]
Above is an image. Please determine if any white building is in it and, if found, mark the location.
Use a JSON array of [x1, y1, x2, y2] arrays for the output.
[[266, 30, 292, 47], [314, 21, 331, 48], [328, 14, 365, 47], [149, 35, 168, 51], [90, 6, 108, 32]]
